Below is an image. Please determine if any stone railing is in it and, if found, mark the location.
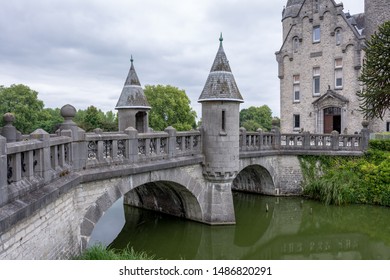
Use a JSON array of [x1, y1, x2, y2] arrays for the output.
[[239, 125, 369, 152], [239, 128, 275, 151], [84, 127, 202, 168], [1, 130, 73, 205]]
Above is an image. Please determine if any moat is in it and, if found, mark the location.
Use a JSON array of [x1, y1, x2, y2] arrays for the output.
[[89, 192, 390, 260]]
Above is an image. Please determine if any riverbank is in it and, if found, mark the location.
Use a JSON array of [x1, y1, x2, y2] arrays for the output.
[[76, 244, 155, 260], [299, 139, 390, 206]]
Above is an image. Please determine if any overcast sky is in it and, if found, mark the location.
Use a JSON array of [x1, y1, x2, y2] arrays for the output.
[[0, 0, 364, 119]]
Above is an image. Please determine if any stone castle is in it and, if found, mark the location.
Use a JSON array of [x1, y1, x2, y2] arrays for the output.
[[276, 0, 390, 134]]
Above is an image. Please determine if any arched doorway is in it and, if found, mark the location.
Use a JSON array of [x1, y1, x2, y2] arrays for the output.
[[135, 111, 147, 132], [323, 107, 341, 133]]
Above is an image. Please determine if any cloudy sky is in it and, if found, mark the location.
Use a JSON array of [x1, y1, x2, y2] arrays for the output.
[[0, 0, 364, 119]]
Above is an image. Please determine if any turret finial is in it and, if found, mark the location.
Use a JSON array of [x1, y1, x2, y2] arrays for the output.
[[130, 55, 134, 63], [219, 32, 223, 43]]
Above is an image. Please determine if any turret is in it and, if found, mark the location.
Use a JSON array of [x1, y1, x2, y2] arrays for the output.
[[198, 34, 244, 181], [115, 57, 151, 132]]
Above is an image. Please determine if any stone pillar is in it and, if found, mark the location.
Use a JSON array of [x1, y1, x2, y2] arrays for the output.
[[1, 113, 17, 143], [125, 127, 138, 163], [30, 129, 53, 182], [58, 104, 86, 171], [361, 120, 370, 151], [331, 130, 340, 150], [0, 135, 8, 206], [272, 126, 281, 149], [240, 127, 247, 151], [164, 126, 177, 158]]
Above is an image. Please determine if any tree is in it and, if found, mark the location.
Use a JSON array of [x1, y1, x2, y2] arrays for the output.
[[358, 21, 390, 120], [74, 106, 117, 132], [0, 84, 62, 134], [144, 85, 197, 131], [240, 105, 273, 131]]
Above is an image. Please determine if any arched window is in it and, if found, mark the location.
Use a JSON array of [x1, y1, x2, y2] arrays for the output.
[[335, 28, 342, 45], [293, 37, 300, 52]]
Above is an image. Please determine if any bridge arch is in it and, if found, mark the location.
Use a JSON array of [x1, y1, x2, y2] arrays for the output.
[[234, 158, 277, 195], [78, 165, 205, 250]]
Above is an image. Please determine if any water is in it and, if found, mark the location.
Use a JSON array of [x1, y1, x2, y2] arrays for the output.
[[89, 192, 390, 260]]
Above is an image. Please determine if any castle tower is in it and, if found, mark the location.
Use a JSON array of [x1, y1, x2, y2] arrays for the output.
[[364, 0, 390, 40], [198, 34, 244, 181], [115, 57, 151, 132], [198, 34, 243, 224]]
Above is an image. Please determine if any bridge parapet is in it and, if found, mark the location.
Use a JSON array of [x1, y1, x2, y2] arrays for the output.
[[84, 128, 201, 168], [239, 125, 369, 153], [4, 132, 72, 206]]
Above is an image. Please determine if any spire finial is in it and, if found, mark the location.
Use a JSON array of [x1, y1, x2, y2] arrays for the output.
[[219, 32, 223, 43], [130, 55, 134, 63]]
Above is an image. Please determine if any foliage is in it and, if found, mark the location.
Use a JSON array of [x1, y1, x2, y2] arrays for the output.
[[299, 141, 390, 207], [240, 105, 273, 131], [357, 21, 390, 120], [0, 84, 62, 134], [369, 139, 390, 151], [76, 244, 154, 260], [74, 106, 118, 132], [144, 85, 197, 131]]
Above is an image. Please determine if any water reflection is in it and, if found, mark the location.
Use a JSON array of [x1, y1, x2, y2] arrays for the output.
[[94, 192, 390, 259]]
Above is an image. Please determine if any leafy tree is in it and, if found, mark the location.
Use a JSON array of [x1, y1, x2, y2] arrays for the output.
[[358, 21, 390, 120], [240, 105, 273, 131], [0, 84, 62, 134], [74, 106, 117, 132], [144, 85, 197, 131], [35, 108, 63, 133]]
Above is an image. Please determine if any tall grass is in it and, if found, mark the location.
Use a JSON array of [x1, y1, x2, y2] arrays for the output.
[[299, 140, 390, 206], [76, 244, 155, 260]]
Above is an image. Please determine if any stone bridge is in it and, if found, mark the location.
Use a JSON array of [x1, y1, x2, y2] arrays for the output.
[[0, 36, 370, 259], [0, 111, 368, 259]]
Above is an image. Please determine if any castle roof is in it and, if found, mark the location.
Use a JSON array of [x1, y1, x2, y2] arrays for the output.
[[198, 34, 244, 103], [282, 0, 305, 20], [115, 57, 151, 109]]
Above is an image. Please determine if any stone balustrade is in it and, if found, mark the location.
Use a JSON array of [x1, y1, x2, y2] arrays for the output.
[[239, 124, 369, 152], [3, 131, 72, 205]]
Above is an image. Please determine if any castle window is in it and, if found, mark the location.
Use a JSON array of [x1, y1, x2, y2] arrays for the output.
[[293, 37, 300, 52], [313, 67, 321, 96], [386, 122, 390, 132], [335, 28, 342, 45], [335, 58, 343, 89], [313, 26, 321, 43], [293, 75, 300, 102], [222, 110, 226, 131], [293, 114, 301, 129]]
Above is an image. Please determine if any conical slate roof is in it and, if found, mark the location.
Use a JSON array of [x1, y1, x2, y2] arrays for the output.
[[282, 0, 304, 20], [198, 34, 244, 103], [115, 57, 151, 109]]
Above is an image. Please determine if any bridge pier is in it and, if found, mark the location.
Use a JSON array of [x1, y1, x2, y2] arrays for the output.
[[202, 180, 236, 225]]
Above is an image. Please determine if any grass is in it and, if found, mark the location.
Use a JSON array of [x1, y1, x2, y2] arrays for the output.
[[75, 244, 155, 260]]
